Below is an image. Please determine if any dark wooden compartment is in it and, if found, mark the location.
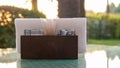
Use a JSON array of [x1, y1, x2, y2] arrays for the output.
[[21, 36, 78, 59]]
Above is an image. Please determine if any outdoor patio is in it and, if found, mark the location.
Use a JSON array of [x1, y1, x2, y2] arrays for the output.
[[0, 44, 120, 68]]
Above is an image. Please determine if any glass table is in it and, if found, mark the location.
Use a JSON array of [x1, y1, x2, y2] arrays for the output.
[[0, 45, 120, 68]]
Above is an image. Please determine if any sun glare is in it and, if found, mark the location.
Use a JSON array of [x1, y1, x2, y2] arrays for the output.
[[109, 56, 120, 68], [85, 0, 120, 13], [38, 0, 58, 18], [85, 50, 107, 68], [85, 0, 107, 13], [0, 62, 16, 68], [109, 0, 120, 7], [0, 0, 58, 18], [0, 0, 31, 10]]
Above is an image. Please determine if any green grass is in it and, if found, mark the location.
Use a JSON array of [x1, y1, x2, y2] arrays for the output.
[[88, 39, 120, 45]]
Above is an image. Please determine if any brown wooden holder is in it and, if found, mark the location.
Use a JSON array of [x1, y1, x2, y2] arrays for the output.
[[21, 36, 78, 59]]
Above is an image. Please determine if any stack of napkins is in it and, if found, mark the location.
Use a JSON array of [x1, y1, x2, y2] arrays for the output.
[[57, 29, 76, 36], [24, 29, 44, 36], [24, 29, 76, 36]]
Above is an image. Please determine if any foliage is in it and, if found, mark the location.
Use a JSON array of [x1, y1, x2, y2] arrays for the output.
[[88, 39, 120, 45], [0, 6, 46, 18], [0, 6, 46, 48], [109, 3, 120, 13], [87, 13, 120, 39]]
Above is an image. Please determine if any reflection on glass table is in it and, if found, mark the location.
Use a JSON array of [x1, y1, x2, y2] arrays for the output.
[[1, 45, 120, 68], [17, 59, 79, 68], [17, 54, 86, 68]]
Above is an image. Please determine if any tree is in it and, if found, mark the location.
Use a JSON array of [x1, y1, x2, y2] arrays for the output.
[[108, 3, 120, 13], [106, 0, 109, 18], [109, 3, 116, 13], [31, 0, 38, 11], [58, 0, 85, 18], [79, 0, 85, 17], [115, 4, 120, 13], [29, 0, 85, 18], [25, 0, 38, 11]]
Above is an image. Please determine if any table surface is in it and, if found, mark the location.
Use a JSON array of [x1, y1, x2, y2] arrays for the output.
[[0, 45, 120, 68]]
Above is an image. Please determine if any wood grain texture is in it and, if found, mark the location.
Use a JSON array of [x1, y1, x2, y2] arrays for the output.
[[21, 36, 78, 59]]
